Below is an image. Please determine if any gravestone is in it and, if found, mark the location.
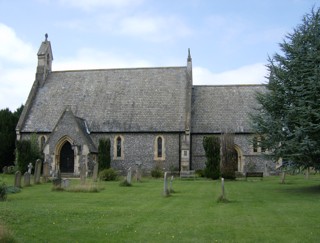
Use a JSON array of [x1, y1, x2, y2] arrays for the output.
[[62, 179, 70, 188], [80, 163, 86, 185], [27, 163, 33, 174], [169, 175, 174, 193], [23, 172, 31, 187], [163, 172, 169, 196], [14, 171, 22, 188], [2, 166, 8, 174], [52, 169, 62, 188], [34, 159, 42, 184], [42, 162, 50, 182], [92, 163, 99, 182], [126, 167, 132, 184], [135, 161, 142, 182], [221, 177, 225, 200]]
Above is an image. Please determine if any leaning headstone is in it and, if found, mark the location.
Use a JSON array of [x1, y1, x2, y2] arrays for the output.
[[80, 163, 86, 185], [23, 172, 31, 187], [2, 166, 8, 174], [92, 163, 99, 182], [27, 163, 33, 174], [14, 171, 22, 188], [126, 167, 132, 185], [163, 172, 169, 196], [135, 161, 142, 182], [42, 162, 50, 183], [34, 159, 42, 184]]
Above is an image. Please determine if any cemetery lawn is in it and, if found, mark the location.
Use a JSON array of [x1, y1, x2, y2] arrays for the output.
[[1, 174, 320, 243]]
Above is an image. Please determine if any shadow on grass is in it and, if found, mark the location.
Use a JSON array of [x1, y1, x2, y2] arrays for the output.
[[279, 185, 320, 195]]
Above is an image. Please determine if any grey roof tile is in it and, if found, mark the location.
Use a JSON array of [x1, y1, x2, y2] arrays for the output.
[[191, 85, 265, 133], [22, 67, 188, 132]]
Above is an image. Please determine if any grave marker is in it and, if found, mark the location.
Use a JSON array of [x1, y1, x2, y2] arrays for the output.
[[23, 172, 31, 187]]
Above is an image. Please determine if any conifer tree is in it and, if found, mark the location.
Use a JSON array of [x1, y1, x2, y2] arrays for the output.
[[251, 8, 320, 169]]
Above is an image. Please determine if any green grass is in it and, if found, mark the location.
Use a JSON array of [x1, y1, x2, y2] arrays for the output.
[[0, 174, 320, 242]]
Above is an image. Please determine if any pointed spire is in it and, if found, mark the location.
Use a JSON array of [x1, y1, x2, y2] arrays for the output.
[[187, 48, 192, 62]]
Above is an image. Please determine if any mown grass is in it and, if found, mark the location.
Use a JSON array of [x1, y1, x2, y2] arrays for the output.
[[0, 174, 320, 242]]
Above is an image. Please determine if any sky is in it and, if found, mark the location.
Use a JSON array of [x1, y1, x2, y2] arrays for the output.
[[0, 0, 318, 111]]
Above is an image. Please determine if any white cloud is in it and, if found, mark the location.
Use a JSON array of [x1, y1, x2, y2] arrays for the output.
[[54, 48, 153, 70], [0, 23, 36, 111], [58, 0, 144, 11], [193, 63, 268, 85], [118, 15, 192, 42], [0, 23, 35, 63]]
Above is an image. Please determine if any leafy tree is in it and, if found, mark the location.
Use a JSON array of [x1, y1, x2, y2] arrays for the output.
[[251, 8, 320, 168], [98, 138, 111, 170], [203, 135, 220, 179], [16, 134, 42, 173], [0, 105, 23, 169]]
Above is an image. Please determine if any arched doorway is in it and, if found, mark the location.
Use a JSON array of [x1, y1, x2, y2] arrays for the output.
[[60, 141, 74, 173], [234, 145, 243, 172], [230, 148, 238, 172]]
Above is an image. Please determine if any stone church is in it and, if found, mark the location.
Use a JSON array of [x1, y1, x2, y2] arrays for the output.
[[16, 36, 274, 176]]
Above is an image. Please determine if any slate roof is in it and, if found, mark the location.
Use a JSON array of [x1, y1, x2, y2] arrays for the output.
[[21, 67, 188, 133], [191, 85, 265, 133]]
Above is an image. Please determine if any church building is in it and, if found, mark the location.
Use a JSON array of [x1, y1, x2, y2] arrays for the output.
[[16, 36, 275, 176]]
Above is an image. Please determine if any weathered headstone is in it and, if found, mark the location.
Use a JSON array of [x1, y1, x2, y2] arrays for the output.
[[2, 166, 8, 174], [34, 159, 42, 184], [80, 163, 86, 185], [62, 179, 70, 188], [23, 172, 31, 187], [92, 163, 99, 182], [42, 162, 50, 182], [52, 169, 62, 188], [27, 163, 33, 174], [163, 172, 169, 196], [169, 175, 174, 193], [135, 161, 142, 182], [126, 167, 132, 185], [221, 178, 225, 200], [14, 171, 22, 188]]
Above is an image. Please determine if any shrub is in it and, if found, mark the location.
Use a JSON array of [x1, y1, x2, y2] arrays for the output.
[[195, 169, 204, 177], [0, 181, 7, 201], [151, 165, 163, 178], [98, 138, 111, 170], [99, 168, 118, 181], [203, 136, 221, 179]]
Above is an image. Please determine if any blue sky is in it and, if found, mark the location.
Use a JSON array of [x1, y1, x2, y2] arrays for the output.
[[0, 0, 317, 111]]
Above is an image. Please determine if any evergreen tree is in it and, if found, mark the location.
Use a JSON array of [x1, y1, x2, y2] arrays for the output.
[[0, 105, 23, 169], [203, 136, 220, 179], [98, 138, 111, 170], [251, 8, 320, 168]]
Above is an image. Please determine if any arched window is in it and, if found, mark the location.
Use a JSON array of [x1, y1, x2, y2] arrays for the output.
[[114, 135, 124, 159], [157, 137, 162, 158], [116, 137, 122, 158], [154, 136, 165, 160]]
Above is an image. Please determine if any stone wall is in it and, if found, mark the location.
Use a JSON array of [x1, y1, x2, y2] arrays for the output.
[[91, 133, 181, 175], [191, 134, 275, 175]]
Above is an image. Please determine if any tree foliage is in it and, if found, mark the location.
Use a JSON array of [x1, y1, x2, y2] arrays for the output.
[[98, 138, 111, 170], [16, 134, 42, 173], [221, 133, 237, 179], [251, 8, 320, 168], [203, 135, 220, 179], [0, 105, 23, 169]]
